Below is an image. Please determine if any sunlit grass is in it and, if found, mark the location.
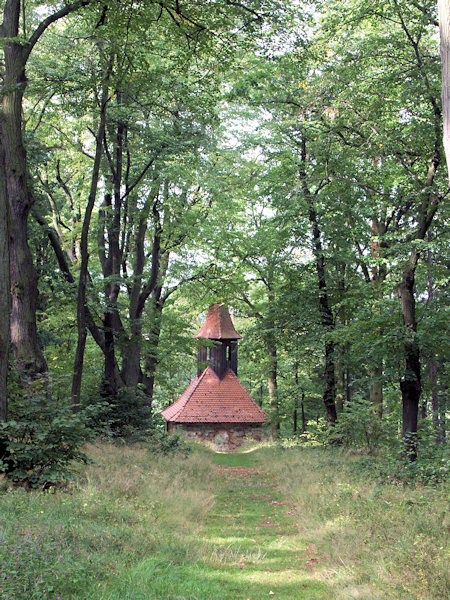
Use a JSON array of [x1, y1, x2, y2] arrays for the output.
[[0, 442, 447, 599], [258, 445, 449, 600]]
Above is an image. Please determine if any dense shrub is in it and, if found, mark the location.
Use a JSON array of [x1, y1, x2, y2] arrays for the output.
[[0, 374, 92, 488], [97, 383, 152, 442], [327, 397, 398, 451]]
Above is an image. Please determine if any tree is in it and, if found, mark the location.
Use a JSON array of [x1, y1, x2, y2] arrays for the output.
[[0, 130, 9, 421], [0, 0, 97, 377], [439, 0, 450, 184]]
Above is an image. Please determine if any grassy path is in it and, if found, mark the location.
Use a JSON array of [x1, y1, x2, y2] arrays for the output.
[[95, 450, 332, 600], [202, 451, 332, 599], [2, 444, 447, 599]]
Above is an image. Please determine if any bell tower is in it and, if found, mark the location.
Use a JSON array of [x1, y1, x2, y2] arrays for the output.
[[194, 304, 241, 378]]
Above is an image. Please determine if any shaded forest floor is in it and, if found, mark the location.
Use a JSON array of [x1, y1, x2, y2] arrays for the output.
[[0, 444, 448, 599]]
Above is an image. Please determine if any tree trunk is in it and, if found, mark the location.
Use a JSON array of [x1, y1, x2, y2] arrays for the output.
[[0, 125, 9, 422], [369, 366, 383, 419], [397, 263, 421, 461], [336, 346, 345, 412], [142, 295, 165, 409], [293, 361, 299, 433], [71, 68, 110, 410], [299, 136, 337, 424], [429, 358, 440, 440], [121, 319, 143, 389], [1, 13, 46, 375], [267, 342, 279, 435], [346, 365, 352, 405], [439, 360, 447, 442], [301, 392, 306, 433], [439, 0, 450, 184]]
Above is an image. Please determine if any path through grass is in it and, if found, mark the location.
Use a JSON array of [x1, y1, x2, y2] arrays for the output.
[[93, 450, 331, 600], [1, 444, 447, 599]]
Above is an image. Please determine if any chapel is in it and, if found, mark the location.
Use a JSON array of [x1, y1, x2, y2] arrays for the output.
[[161, 304, 268, 451]]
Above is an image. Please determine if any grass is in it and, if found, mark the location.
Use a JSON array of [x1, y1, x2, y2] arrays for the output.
[[0, 442, 448, 599]]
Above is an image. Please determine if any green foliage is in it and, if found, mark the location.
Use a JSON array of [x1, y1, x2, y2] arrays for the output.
[[147, 416, 191, 456], [99, 386, 152, 442], [0, 374, 92, 488], [327, 397, 397, 451], [0, 522, 75, 600]]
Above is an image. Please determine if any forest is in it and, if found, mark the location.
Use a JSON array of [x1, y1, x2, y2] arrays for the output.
[[0, 0, 449, 598]]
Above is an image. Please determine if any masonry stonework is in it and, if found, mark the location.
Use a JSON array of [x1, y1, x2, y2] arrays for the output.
[[168, 422, 266, 451]]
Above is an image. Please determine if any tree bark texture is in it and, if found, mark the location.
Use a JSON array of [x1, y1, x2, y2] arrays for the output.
[[439, 0, 450, 184], [369, 366, 383, 419], [267, 342, 279, 434], [336, 346, 345, 412], [397, 262, 421, 460], [266, 291, 280, 435], [0, 0, 93, 377], [1, 2, 46, 375], [0, 125, 9, 421]]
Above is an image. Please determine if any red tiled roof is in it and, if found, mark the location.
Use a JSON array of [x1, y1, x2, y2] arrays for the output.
[[194, 304, 242, 340], [161, 366, 268, 423]]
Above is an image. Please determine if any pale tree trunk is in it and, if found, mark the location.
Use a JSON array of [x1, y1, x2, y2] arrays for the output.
[[439, 0, 450, 184], [439, 365, 447, 442], [369, 366, 383, 419], [336, 347, 345, 413], [429, 360, 439, 438], [301, 392, 306, 433], [293, 361, 299, 433], [369, 221, 386, 418], [0, 127, 9, 422], [346, 365, 352, 405]]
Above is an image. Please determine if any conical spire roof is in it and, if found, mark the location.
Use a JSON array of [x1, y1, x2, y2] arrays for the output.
[[194, 304, 242, 340]]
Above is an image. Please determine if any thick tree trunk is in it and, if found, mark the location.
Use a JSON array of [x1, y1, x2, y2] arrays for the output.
[[121, 320, 143, 389], [0, 126, 9, 421], [142, 295, 165, 409], [0, 0, 95, 380], [439, 0, 450, 184], [398, 263, 421, 461], [1, 24, 46, 375]]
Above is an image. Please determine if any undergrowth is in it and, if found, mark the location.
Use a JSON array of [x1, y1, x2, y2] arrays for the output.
[[0, 443, 447, 599], [260, 445, 449, 600]]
